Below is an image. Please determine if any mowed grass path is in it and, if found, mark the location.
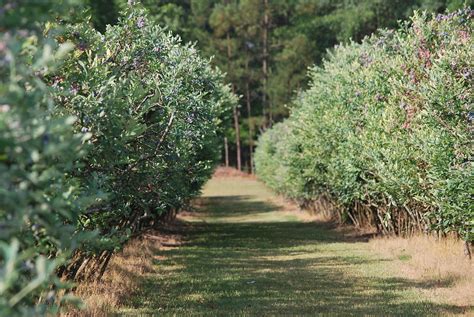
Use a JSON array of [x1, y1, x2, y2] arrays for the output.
[[120, 177, 467, 316]]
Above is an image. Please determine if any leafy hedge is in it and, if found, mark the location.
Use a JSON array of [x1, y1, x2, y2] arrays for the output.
[[0, 34, 89, 316], [255, 9, 473, 242], [53, 7, 235, 282], [0, 5, 236, 315]]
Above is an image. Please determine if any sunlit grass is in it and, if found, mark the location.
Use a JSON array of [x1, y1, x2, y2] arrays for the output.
[[118, 177, 471, 316]]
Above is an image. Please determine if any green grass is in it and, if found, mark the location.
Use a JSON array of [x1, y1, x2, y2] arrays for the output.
[[119, 178, 467, 316]]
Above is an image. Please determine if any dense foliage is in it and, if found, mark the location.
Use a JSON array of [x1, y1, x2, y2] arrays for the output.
[[89, 0, 472, 172], [255, 9, 473, 242], [54, 7, 235, 281], [0, 32, 90, 317], [0, 4, 235, 315]]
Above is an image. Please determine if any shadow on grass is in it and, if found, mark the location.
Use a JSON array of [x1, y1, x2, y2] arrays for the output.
[[121, 195, 472, 316], [198, 195, 283, 217]]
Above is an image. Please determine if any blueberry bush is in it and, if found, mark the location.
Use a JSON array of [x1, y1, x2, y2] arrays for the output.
[[0, 3, 236, 315], [0, 14, 92, 317], [52, 7, 236, 282], [255, 9, 473, 245]]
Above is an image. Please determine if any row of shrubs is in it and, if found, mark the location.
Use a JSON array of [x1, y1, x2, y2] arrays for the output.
[[255, 9, 472, 245], [0, 4, 236, 315]]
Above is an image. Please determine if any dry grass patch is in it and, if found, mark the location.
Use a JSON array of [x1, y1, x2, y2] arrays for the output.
[[63, 230, 180, 316], [369, 235, 474, 307]]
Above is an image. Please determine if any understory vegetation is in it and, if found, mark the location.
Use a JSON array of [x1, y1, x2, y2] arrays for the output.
[[0, 3, 236, 315], [255, 9, 473, 246]]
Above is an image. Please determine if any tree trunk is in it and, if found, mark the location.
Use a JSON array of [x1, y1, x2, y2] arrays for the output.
[[224, 137, 229, 167], [226, 28, 241, 171], [246, 75, 254, 174], [233, 105, 242, 171], [262, 0, 270, 127]]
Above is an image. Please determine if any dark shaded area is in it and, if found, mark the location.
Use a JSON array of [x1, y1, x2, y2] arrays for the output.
[[200, 195, 283, 217], [86, 0, 120, 32], [121, 194, 471, 315]]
